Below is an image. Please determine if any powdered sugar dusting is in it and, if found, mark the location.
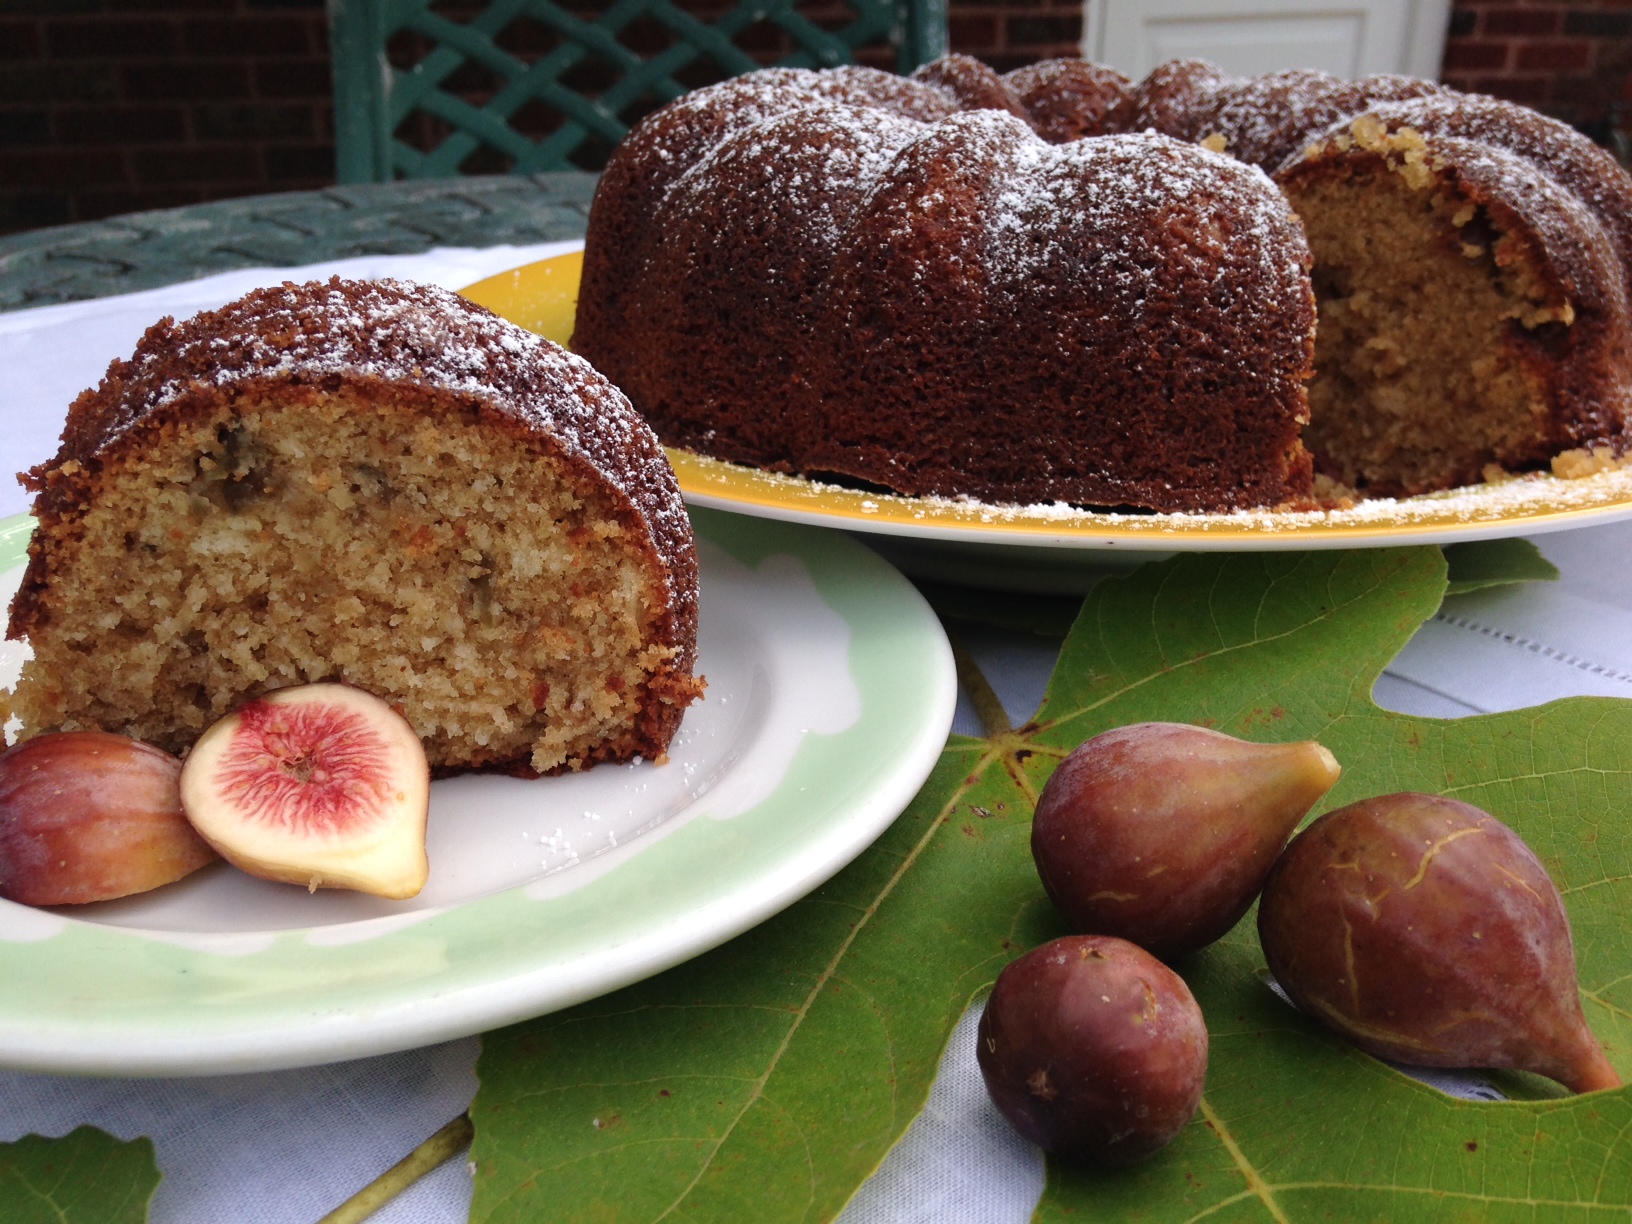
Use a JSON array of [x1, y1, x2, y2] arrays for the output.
[[678, 454, 1632, 543], [1200, 71, 1442, 170], [980, 124, 1304, 301], [42, 276, 697, 629], [632, 65, 956, 181], [668, 102, 928, 250]]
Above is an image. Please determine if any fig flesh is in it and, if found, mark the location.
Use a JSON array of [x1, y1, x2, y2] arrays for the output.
[[1032, 723, 1340, 957], [0, 731, 217, 905], [1258, 792, 1620, 1093], [977, 934, 1208, 1166], [179, 683, 430, 899]]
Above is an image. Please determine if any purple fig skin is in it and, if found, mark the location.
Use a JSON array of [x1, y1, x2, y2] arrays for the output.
[[1031, 723, 1341, 958], [977, 934, 1208, 1167], [0, 731, 217, 905], [1258, 792, 1621, 1094]]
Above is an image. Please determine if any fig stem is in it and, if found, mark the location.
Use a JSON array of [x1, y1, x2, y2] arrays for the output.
[[315, 1111, 474, 1224], [1566, 1048, 1624, 1094], [945, 628, 1011, 736]]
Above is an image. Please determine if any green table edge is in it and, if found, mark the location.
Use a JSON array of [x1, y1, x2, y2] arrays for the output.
[[0, 173, 599, 313]]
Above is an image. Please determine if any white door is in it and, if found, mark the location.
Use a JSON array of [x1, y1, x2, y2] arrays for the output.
[[1083, 0, 1453, 80]]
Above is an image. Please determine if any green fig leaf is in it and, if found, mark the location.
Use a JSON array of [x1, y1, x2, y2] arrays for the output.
[[471, 546, 1632, 1223], [0, 1128, 159, 1224], [1442, 536, 1560, 595]]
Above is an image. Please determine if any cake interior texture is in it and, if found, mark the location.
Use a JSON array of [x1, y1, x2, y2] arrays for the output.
[[12, 387, 677, 775], [1288, 139, 1563, 495]]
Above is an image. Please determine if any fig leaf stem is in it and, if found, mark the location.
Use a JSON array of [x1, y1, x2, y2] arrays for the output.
[[314, 1112, 474, 1224], [945, 627, 1011, 736]]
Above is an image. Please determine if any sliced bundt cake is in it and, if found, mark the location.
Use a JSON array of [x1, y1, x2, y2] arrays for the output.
[[573, 55, 1632, 510]]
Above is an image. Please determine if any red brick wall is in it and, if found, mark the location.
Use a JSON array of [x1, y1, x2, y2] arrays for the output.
[[948, 0, 1082, 71], [1440, 0, 1632, 142], [1, 0, 1628, 238], [0, 0, 333, 235]]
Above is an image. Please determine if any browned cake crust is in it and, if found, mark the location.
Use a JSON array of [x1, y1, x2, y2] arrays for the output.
[[1308, 93, 1632, 284], [10, 278, 703, 773], [1126, 59, 1232, 142], [575, 55, 1632, 509], [909, 53, 1033, 121], [1001, 58, 1133, 143], [792, 117, 1315, 510], [575, 66, 959, 418], [575, 60, 1316, 514], [1126, 62, 1445, 171]]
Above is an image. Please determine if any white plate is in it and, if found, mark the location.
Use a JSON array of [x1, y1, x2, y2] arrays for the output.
[[0, 508, 955, 1075]]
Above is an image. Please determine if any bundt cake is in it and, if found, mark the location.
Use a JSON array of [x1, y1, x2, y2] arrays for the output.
[[572, 55, 1632, 511], [7, 278, 703, 775]]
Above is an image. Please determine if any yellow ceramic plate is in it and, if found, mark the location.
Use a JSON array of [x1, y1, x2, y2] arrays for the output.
[[461, 249, 1632, 554]]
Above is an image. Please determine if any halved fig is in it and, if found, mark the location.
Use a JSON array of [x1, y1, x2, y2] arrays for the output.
[[179, 684, 430, 899], [0, 731, 217, 905]]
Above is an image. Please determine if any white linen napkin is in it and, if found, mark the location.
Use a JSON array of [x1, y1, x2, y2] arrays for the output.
[[3, 248, 1631, 1223]]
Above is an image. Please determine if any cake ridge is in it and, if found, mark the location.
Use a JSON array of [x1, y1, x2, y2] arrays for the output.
[[575, 54, 1632, 510]]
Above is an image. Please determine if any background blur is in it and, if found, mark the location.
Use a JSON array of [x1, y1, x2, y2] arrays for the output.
[[2, 0, 1629, 238]]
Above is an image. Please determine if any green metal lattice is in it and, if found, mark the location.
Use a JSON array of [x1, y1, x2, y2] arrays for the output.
[[328, 0, 948, 181]]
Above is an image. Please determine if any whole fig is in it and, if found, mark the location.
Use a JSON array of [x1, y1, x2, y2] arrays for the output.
[[977, 934, 1207, 1167], [1032, 723, 1340, 957], [0, 731, 217, 905], [1258, 792, 1620, 1094]]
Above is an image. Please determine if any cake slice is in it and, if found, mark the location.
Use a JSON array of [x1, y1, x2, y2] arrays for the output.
[[7, 277, 702, 775]]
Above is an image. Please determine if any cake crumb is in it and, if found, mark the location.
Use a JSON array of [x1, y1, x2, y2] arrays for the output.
[[1551, 445, 1622, 479], [1309, 473, 1357, 508]]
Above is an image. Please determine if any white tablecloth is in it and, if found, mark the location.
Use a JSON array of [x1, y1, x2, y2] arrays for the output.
[[4, 250, 1631, 1222]]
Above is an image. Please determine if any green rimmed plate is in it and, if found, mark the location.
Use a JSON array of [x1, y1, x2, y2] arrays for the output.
[[0, 507, 955, 1076]]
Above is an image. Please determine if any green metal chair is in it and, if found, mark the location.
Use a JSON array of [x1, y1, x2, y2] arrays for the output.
[[329, 0, 949, 182]]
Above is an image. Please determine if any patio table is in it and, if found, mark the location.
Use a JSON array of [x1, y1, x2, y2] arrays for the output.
[[2, 176, 1631, 1223]]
